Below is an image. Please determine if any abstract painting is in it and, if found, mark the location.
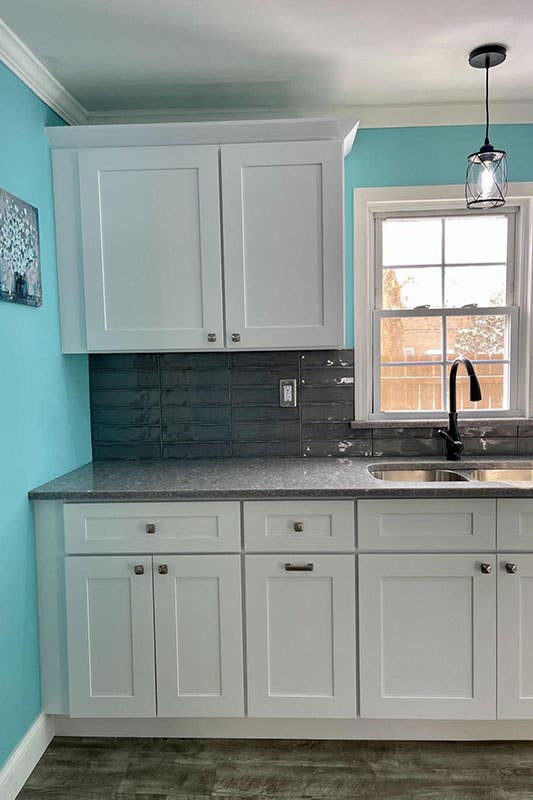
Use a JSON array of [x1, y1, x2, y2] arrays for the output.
[[0, 188, 41, 307]]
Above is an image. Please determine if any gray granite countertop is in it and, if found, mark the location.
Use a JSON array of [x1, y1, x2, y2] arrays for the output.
[[28, 457, 533, 501]]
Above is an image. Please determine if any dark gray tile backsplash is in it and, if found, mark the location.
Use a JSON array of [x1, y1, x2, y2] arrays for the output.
[[89, 350, 524, 460]]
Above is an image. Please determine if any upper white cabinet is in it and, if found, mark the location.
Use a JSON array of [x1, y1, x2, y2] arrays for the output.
[[221, 141, 343, 349], [78, 146, 224, 351], [46, 118, 358, 353]]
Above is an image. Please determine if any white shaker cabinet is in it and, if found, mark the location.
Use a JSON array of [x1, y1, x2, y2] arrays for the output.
[[153, 555, 244, 717], [221, 141, 343, 349], [65, 553, 244, 719], [498, 554, 533, 719], [46, 119, 357, 353], [359, 554, 496, 720], [65, 555, 156, 718], [245, 554, 356, 718], [78, 145, 224, 351]]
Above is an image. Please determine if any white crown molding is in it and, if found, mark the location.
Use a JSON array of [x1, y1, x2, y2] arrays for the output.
[[45, 116, 359, 151], [0, 18, 88, 124], [0, 713, 55, 800], [86, 100, 533, 128]]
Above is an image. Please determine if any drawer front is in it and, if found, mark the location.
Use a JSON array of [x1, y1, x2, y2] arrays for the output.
[[498, 500, 533, 550], [64, 502, 241, 554], [243, 500, 354, 552], [358, 499, 496, 551]]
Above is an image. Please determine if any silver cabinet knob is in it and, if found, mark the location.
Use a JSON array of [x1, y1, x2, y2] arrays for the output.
[[158, 564, 168, 575], [293, 521, 304, 532], [231, 333, 241, 342], [207, 333, 217, 343], [145, 523, 156, 534], [134, 564, 145, 575], [480, 563, 492, 574], [506, 562, 518, 574]]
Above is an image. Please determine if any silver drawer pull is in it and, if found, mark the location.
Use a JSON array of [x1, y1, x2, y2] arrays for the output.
[[145, 524, 156, 534], [285, 562, 314, 572], [293, 521, 304, 532], [134, 564, 145, 575]]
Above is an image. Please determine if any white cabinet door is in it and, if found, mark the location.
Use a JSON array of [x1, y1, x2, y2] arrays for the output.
[[78, 145, 224, 351], [154, 555, 244, 717], [221, 141, 344, 349], [498, 554, 533, 718], [359, 554, 496, 719], [245, 555, 356, 717], [65, 556, 156, 717]]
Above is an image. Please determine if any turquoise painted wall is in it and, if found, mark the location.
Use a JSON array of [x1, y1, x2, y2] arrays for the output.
[[0, 63, 91, 768], [344, 123, 533, 345]]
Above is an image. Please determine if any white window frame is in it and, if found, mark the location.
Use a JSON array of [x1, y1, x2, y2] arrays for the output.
[[353, 184, 533, 421]]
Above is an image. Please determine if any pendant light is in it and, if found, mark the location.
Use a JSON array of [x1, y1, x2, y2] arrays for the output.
[[465, 44, 508, 209]]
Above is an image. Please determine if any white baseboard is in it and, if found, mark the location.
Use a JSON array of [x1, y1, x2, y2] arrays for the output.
[[0, 713, 55, 800], [54, 715, 533, 741]]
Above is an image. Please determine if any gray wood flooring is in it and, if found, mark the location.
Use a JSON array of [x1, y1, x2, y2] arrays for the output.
[[17, 737, 533, 799]]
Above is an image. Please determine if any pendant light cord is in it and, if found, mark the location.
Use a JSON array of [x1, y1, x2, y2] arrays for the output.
[[484, 57, 490, 146]]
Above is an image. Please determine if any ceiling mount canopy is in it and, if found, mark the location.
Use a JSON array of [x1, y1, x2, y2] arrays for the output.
[[465, 44, 508, 209]]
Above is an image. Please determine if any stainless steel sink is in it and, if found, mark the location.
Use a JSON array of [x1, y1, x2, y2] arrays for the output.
[[369, 468, 469, 482], [464, 468, 533, 482]]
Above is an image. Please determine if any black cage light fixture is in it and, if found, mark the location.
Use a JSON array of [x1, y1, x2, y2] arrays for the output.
[[466, 44, 508, 209]]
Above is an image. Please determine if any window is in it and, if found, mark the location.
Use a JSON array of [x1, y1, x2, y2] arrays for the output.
[[372, 209, 520, 417]]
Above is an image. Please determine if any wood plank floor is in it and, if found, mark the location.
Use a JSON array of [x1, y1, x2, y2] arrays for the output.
[[17, 737, 533, 799]]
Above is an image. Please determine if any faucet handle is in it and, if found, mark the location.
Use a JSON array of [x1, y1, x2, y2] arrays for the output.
[[438, 429, 463, 447]]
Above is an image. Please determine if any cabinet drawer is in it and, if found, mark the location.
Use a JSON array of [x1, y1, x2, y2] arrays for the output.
[[243, 500, 354, 552], [498, 500, 533, 550], [64, 502, 241, 554], [358, 499, 496, 551]]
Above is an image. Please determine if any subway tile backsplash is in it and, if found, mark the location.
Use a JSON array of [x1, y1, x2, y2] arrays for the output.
[[89, 350, 524, 460]]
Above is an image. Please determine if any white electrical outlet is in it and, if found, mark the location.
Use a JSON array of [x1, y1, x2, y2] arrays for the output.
[[279, 378, 297, 408]]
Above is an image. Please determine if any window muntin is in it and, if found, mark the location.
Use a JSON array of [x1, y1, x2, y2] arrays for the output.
[[373, 211, 517, 416]]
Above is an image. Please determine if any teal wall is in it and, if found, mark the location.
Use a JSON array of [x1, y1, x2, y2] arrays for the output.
[[344, 123, 533, 345], [0, 63, 91, 768]]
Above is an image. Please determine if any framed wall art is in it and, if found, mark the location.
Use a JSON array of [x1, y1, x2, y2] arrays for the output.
[[0, 188, 41, 307]]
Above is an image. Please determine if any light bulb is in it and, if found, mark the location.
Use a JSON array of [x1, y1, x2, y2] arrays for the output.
[[479, 163, 496, 197]]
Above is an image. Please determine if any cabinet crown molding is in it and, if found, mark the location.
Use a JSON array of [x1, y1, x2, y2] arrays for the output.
[[45, 117, 359, 155]]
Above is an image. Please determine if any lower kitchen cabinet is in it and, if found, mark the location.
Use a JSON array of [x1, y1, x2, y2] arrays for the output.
[[245, 554, 356, 718], [498, 554, 533, 719], [359, 554, 496, 720], [153, 555, 244, 717], [65, 554, 244, 718], [65, 555, 156, 718]]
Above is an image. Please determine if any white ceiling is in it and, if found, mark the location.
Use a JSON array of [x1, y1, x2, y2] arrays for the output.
[[1, 0, 533, 117]]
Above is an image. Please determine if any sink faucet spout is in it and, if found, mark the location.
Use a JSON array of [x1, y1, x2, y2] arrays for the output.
[[439, 357, 482, 461]]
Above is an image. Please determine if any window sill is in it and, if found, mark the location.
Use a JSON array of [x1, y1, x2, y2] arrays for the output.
[[351, 418, 531, 430]]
